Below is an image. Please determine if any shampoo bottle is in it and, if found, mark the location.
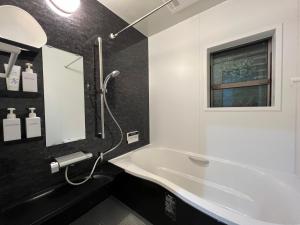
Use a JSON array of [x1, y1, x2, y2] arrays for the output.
[[25, 108, 41, 138], [22, 63, 38, 92], [3, 108, 21, 142]]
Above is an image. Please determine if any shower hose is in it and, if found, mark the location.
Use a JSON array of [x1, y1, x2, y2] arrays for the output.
[[65, 76, 124, 186]]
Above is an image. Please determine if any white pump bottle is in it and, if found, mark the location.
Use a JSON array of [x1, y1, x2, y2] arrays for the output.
[[22, 63, 38, 92], [25, 108, 41, 138], [3, 108, 21, 142]]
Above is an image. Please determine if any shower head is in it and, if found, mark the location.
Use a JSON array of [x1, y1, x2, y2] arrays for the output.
[[103, 70, 121, 90], [107, 70, 120, 78]]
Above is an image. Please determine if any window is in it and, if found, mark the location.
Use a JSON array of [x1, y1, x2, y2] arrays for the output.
[[210, 38, 272, 108]]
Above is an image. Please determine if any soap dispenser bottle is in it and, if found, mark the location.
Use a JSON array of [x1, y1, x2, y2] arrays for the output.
[[22, 63, 38, 92], [25, 108, 41, 138], [3, 108, 21, 142]]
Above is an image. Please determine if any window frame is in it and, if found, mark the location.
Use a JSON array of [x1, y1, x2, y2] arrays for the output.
[[209, 38, 273, 108], [203, 24, 283, 112]]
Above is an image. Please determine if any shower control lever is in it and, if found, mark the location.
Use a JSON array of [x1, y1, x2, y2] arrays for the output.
[[50, 151, 93, 174]]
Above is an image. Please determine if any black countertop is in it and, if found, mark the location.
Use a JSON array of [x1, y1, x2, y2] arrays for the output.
[[0, 163, 123, 225]]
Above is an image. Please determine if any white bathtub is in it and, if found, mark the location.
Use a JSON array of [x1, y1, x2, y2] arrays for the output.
[[110, 146, 300, 225]]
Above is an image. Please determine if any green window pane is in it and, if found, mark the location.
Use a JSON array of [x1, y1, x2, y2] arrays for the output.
[[210, 38, 271, 108], [211, 40, 269, 85], [212, 85, 269, 107]]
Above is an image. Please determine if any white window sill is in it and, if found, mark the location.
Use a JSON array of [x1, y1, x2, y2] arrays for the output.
[[204, 106, 281, 112]]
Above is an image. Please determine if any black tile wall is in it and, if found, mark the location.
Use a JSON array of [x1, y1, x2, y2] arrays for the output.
[[0, 0, 149, 210]]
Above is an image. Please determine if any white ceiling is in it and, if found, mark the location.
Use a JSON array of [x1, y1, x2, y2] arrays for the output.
[[97, 0, 226, 37]]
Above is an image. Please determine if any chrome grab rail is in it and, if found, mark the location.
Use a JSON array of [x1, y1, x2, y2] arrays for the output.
[[98, 37, 105, 139], [188, 155, 210, 166]]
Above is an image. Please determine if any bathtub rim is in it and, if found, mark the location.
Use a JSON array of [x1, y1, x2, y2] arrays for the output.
[[110, 145, 300, 225]]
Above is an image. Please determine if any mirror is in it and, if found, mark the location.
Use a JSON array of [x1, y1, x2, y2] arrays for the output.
[[42, 46, 86, 147]]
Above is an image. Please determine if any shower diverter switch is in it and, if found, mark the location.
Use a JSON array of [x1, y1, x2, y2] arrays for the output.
[[127, 131, 139, 144]]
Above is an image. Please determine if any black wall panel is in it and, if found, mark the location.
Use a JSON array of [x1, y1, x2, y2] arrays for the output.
[[0, 0, 149, 209]]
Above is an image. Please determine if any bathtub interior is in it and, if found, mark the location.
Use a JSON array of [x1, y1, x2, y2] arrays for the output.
[[117, 147, 300, 225]]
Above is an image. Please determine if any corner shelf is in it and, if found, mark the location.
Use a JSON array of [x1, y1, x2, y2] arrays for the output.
[[3, 136, 43, 145], [0, 37, 39, 54], [0, 38, 40, 79], [0, 91, 41, 98]]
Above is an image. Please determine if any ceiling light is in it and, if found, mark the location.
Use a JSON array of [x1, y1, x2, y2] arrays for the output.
[[46, 0, 80, 17]]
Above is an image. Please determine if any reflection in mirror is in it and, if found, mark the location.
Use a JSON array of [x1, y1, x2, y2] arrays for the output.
[[42, 46, 86, 147]]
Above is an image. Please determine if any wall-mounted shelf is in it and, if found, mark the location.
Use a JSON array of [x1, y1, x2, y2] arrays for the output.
[[0, 41, 39, 79], [0, 37, 39, 54], [0, 5, 47, 78], [3, 136, 43, 145], [0, 91, 41, 98]]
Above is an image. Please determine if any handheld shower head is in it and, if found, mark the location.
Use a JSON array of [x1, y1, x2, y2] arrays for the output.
[[109, 70, 120, 78], [103, 70, 121, 90]]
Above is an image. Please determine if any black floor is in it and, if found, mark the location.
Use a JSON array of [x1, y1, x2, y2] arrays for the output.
[[70, 197, 152, 225]]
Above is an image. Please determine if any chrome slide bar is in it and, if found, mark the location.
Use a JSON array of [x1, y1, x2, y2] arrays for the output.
[[98, 37, 105, 139]]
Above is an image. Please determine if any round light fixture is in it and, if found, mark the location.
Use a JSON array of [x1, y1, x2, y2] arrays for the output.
[[46, 0, 80, 17]]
